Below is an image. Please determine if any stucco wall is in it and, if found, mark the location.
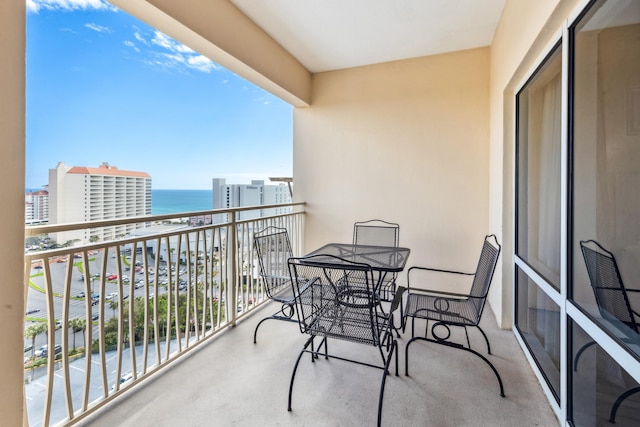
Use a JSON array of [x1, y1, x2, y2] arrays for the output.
[[294, 48, 491, 287], [0, 1, 26, 424], [488, 0, 582, 327]]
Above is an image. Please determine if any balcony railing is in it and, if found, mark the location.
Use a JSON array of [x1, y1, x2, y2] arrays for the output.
[[23, 202, 305, 426]]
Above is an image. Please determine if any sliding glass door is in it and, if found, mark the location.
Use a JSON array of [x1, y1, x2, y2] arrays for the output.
[[515, 0, 640, 425], [570, 0, 640, 424]]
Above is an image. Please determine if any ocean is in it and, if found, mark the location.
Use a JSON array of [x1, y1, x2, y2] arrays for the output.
[[152, 189, 213, 215]]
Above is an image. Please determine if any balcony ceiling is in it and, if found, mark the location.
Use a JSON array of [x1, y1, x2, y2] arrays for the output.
[[229, 0, 507, 73]]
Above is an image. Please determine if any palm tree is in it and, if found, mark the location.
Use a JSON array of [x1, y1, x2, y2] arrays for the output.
[[24, 323, 47, 359], [68, 318, 86, 351], [109, 300, 118, 318]]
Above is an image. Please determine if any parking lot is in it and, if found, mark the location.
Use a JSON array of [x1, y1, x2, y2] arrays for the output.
[[24, 250, 218, 353]]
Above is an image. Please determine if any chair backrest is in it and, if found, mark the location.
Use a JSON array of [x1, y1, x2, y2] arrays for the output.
[[353, 219, 399, 248], [580, 240, 638, 334], [254, 226, 293, 299], [468, 235, 502, 316], [288, 254, 382, 345]]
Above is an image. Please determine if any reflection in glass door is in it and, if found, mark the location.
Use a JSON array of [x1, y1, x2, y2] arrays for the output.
[[570, 0, 640, 424]]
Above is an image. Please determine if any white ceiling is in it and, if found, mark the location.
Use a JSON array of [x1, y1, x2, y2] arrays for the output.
[[230, 0, 507, 73]]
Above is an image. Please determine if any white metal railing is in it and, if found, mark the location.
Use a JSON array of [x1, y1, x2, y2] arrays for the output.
[[23, 203, 305, 426]]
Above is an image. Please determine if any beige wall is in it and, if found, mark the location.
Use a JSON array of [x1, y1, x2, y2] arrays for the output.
[[0, 1, 26, 424], [488, 0, 582, 326], [294, 48, 491, 286]]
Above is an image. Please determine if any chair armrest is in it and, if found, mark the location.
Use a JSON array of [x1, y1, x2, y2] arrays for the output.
[[263, 274, 291, 281], [390, 286, 406, 313], [296, 276, 320, 296], [406, 287, 477, 300], [408, 266, 475, 276], [407, 266, 475, 296], [626, 288, 640, 293]]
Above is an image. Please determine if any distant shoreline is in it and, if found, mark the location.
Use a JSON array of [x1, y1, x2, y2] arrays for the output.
[[151, 189, 212, 215]]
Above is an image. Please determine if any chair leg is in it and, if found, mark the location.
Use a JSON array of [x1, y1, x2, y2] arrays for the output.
[[609, 386, 640, 423], [253, 317, 270, 344], [288, 336, 314, 411], [405, 336, 505, 397], [573, 340, 596, 371], [377, 340, 397, 427], [476, 325, 492, 355], [253, 303, 297, 343]]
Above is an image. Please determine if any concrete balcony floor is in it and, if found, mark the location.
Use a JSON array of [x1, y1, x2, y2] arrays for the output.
[[80, 302, 558, 426]]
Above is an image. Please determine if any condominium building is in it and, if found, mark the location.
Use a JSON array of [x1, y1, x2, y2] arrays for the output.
[[25, 189, 49, 223], [212, 178, 292, 223], [48, 162, 152, 244]]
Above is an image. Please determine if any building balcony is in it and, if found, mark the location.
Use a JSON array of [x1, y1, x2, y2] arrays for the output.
[[23, 205, 555, 426]]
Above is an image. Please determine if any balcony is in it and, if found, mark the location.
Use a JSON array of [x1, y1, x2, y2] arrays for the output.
[[24, 205, 555, 426]]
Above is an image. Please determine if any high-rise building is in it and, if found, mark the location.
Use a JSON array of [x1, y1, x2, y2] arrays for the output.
[[212, 178, 292, 223], [49, 162, 152, 244], [25, 189, 49, 223]]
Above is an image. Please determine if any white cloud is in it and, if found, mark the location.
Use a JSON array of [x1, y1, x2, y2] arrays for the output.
[[187, 55, 218, 73], [85, 23, 112, 33], [134, 32, 149, 46], [162, 53, 186, 65], [123, 40, 140, 53], [27, 0, 116, 13], [175, 44, 195, 54], [146, 30, 219, 74], [151, 31, 173, 50]]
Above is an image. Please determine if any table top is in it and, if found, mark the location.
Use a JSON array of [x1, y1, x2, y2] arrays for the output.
[[304, 242, 410, 272]]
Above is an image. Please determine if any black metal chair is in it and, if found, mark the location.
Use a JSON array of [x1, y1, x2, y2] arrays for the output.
[[576, 240, 640, 423], [287, 254, 404, 427], [252, 226, 297, 343], [403, 234, 504, 397], [353, 219, 400, 301]]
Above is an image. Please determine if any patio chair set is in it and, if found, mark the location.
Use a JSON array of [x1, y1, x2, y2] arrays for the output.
[[253, 223, 639, 425], [253, 221, 505, 426]]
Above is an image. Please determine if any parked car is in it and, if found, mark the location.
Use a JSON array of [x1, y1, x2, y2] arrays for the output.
[[34, 344, 62, 358], [106, 274, 118, 280], [112, 372, 134, 390], [34, 345, 46, 357], [92, 313, 99, 321], [77, 291, 86, 298]]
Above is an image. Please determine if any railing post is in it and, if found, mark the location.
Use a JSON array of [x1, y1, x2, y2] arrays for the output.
[[229, 211, 238, 326]]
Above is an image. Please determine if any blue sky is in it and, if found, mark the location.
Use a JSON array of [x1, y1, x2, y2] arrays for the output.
[[26, 0, 293, 190]]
